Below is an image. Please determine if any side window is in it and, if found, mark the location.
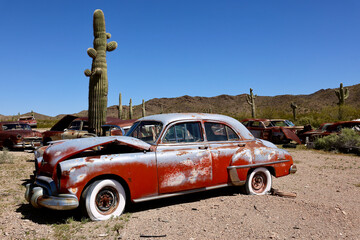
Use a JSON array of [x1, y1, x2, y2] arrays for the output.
[[205, 122, 240, 141], [163, 122, 203, 143], [250, 121, 263, 128]]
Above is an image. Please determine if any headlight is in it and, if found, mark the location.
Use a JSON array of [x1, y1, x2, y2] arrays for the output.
[[16, 134, 22, 139]]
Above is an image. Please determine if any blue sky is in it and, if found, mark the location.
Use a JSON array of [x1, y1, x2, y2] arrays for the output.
[[1, 1, 359, 116]]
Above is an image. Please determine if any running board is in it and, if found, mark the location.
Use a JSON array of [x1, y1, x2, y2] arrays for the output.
[[133, 184, 231, 203]]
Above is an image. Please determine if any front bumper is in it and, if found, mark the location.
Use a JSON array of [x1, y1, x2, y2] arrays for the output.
[[25, 177, 79, 210], [13, 139, 42, 149]]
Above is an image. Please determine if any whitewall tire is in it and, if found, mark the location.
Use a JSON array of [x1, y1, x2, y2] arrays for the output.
[[83, 179, 126, 221], [245, 167, 272, 195]]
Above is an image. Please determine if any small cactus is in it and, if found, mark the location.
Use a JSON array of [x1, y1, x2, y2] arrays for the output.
[[117, 93, 123, 119], [290, 102, 297, 121], [246, 88, 257, 118], [84, 9, 118, 135], [142, 99, 146, 117], [129, 98, 133, 119]]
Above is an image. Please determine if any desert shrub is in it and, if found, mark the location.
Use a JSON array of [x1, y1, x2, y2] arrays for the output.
[[37, 119, 59, 128], [0, 148, 14, 164], [314, 128, 360, 152]]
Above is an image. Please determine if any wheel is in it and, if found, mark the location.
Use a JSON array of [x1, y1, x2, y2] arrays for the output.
[[245, 167, 272, 195], [82, 179, 126, 221]]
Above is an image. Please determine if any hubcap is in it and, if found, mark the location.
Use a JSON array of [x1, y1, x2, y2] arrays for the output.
[[95, 187, 119, 214], [251, 172, 267, 193]]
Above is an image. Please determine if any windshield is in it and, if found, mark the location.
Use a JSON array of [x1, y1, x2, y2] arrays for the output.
[[126, 121, 163, 144], [3, 123, 31, 131]]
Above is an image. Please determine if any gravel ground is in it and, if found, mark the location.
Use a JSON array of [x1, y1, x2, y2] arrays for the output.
[[0, 148, 359, 239]]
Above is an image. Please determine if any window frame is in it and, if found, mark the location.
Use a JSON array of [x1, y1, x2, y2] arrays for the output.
[[204, 121, 241, 142], [160, 120, 204, 144]]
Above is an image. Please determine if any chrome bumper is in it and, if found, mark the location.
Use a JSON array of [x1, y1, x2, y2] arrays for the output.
[[290, 164, 297, 174], [25, 183, 79, 210], [13, 141, 42, 149]]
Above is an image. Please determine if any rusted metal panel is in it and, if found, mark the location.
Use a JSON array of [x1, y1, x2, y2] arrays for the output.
[[281, 127, 301, 144], [156, 144, 213, 193]]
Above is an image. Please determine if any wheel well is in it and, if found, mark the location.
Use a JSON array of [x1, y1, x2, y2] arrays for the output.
[[43, 137, 52, 145], [248, 166, 275, 177], [80, 174, 131, 203], [3, 139, 13, 149]]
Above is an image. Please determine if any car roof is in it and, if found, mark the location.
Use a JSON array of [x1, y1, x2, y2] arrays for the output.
[[241, 118, 270, 122], [138, 113, 254, 140]]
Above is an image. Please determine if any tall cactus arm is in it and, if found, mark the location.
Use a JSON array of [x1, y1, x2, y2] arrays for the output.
[[246, 95, 252, 105], [344, 88, 349, 99]]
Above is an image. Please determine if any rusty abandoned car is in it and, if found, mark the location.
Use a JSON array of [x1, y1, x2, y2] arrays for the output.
[[42, 115, 136, 145], [0, 122, 42, 150], [241, 118, 303, 144], [25, 113, 297, 221], [18, 116, 37, 128], [302, 120, 360, 144]]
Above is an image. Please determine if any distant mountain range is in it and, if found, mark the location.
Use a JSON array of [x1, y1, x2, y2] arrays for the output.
[[1, 83, 359, 121]]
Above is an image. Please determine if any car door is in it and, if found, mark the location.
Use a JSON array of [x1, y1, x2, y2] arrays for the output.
[[156, 121, 212, 194], [204, 121, 248, 185]]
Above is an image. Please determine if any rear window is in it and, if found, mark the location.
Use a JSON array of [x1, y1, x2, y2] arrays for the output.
[[204, 122, 239, 141]]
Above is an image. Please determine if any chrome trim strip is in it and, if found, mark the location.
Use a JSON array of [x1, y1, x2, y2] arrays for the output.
[[227, 159, 290, 170], [133, 184, 230, 203]]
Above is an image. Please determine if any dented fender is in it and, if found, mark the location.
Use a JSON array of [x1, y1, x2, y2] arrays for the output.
[[58, 151, 158, 201]]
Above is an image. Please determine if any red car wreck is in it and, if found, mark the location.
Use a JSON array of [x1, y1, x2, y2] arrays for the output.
[[0, 122, 42, 150], [25, 113, 297, 220], [241, 119, 303, 144]]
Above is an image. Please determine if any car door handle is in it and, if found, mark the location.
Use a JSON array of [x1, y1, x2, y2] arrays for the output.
[[238, 143, 246, 147], [199, 146, 208, 150]]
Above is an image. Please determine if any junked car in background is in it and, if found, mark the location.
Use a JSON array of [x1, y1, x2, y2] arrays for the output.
[[302, 120, 360, 144], [241, 118, 303, 144], [25, 113, 297, 220], [42, 115, 136, 145], [18, 116, 37, 128], [0, 122, 42, 150]]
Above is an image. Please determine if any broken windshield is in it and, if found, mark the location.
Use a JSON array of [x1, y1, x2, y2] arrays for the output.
[[126, 121, 163, 144]]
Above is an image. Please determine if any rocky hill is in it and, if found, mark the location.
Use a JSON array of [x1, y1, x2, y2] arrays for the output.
[[1, 84, 359, 121]]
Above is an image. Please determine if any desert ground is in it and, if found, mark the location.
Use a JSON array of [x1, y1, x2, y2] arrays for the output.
[[0, 148, 359, 240]]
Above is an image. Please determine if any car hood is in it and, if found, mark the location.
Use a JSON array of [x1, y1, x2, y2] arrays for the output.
[[4, 130, 42, 137], [42, 136, 151, 172], [49, 115, 78, 131]]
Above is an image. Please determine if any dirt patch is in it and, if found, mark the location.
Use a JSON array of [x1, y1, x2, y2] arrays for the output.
[[0, 149, 359, 239]]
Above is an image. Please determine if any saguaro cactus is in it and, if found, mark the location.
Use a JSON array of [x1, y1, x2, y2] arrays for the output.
[[84, 9, 118, 135], [129, 98, 133, 119], [246, 88, 257, 118], [335, 83, 349, 119], [142, 99, 146, 117], [290, 102, 297, 121], [335, 83, 349, 106], [117, 93, 123, 119]]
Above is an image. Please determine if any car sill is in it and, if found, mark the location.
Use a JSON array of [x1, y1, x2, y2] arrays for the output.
[[133, 184, 231, 203]]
